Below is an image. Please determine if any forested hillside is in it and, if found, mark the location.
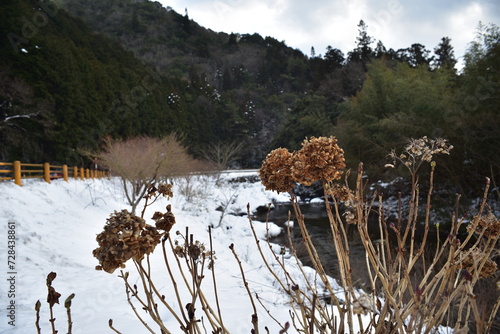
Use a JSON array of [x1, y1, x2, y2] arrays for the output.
[[1, 0, 499, 194]]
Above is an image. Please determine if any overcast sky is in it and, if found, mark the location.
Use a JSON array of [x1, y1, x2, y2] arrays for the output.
[[159, 0, 499, 69]]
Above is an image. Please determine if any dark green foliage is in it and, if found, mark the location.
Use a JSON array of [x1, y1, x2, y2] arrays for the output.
[[334, 60, 457, 177], [1, 0, 498, 195]]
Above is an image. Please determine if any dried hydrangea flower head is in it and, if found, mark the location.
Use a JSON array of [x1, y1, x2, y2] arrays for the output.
[[93, 210, 162, 273], [467, 211, 500, 240], [387, 136, 453, 170], [152, 204, 176, 232], [259, 147, 295, 193], [145, 183, 173, 200], [291, 136, 346, 186], [457, 248, 498, 279]]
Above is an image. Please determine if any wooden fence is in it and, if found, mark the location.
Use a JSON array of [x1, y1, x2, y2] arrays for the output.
[[0, 161, 110, 186]]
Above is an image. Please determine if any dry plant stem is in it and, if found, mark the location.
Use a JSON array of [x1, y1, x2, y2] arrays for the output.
[[49, 301, 56, 334], [290, 194, 342, 305], [229, 243, 259, 334], [166, 236, 224, 332], [309, 294, 317, 334], [486, 296, 500, 333], [253, 202, 341, 333], [284, 217, 318, 296], [264, 218, 336, 331], [246, 205, 294, 294], [168, 229, 225, 332], [161, 236, 190, 324], [290, 193, 326, 278], [120, 272, 158, 334], [35, 300, 41, 334], [108, 320, 124, 334], [255, 293, 288, 332], [283, 214, 338, 331], [323, 184, 355, 333], [291, 198, 349, 333], [66, 302, 73, 334], [134, 260, 168, 332], [133, 260, 182, 333], [208, 226, 226, 333], [455, 179, 490, 254], [419, 163, 436, 258], [355, 165, 407, 332]]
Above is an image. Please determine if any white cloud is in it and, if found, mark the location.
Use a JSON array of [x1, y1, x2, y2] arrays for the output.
[[160, 0, 498, 63]]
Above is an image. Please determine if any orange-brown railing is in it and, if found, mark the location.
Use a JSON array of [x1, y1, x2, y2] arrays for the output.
[[0, 161, 110, 186]]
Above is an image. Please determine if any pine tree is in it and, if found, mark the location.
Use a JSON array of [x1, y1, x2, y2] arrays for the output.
[[433, 37, 457, 70]]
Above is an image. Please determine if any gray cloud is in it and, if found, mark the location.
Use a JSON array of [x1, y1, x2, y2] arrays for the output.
[[162, 0, 500, 65]]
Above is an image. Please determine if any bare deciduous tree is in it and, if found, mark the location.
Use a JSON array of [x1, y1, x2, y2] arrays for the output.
[[201, 140, 244, 171], [94, 135, 194, 213]]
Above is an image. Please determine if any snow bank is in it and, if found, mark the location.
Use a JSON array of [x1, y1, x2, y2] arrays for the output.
[[0, 172, 322, 334]]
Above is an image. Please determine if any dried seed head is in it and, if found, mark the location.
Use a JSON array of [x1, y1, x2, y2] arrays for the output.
[[388, 136, 453, 169], [329, 184, 353, 203], [144, 183, 173, 200], [259, 148, 295, 193], [457, 248, 498, 279], [291, 136, 346, 186], [152, 204, 176, 232], [93, 210, 162, 273], [467, 212, 500, 239]]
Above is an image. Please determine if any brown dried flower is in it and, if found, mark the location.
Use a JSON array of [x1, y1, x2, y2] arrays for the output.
[[291, 136, 346, 186], [152, 204, 176, 232], [328, 184, 353, 203], [93, 210, 163, 273], [173, 239, 213, 263], [145, 183, 173, 200], [458, 248, 498, 279], [259, 148, 295, 193], [467, 212, 500, 239], [388, 136, 453, 171]]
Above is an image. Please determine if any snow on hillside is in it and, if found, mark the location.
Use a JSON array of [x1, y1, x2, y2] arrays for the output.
[[0, 171, 342, 334]]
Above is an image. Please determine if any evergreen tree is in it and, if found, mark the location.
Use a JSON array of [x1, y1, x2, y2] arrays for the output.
[[348, 20, 374, 64], [433, 37, 457, 70]]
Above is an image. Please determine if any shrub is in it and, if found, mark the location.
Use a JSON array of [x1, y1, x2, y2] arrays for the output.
[[92, 135, 196, 213]]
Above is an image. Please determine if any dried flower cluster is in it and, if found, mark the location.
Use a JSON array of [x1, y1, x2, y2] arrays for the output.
[[457, 248, 498, 279], [467, 211, 500, 239], [145, 183, 174, 200], [328, 184, 353, 203], [46, 272, 61, 307], [387, 136, 453, 169], [259, 136, 346, 192], [292, 136, 346, 186], [93, 210, 163, 273], [152, 204, 176, 232], [173, 238, 214, 264], [259, 148, 295, 193]]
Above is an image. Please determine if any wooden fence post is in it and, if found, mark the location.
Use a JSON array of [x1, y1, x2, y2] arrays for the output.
[[80, 167, 85, 180], [73, 166, 78, 179], [43, 162, 51, 183], [63, 165, 69, 182], [14, 161, 21, 186]]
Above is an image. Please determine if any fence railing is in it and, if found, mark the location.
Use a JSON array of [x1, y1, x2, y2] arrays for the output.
[[0, 161, 110, 186]]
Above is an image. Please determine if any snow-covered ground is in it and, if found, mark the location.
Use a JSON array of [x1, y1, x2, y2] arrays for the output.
[[0, 171, 346, 334]]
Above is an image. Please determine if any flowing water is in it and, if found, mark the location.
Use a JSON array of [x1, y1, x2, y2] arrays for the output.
[[253, 201, 367, 281]]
